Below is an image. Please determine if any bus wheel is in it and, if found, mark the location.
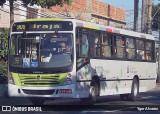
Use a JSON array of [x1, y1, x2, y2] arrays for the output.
[[81, 82, 99, 105], [30, 98, 45, 105], [127, 78, 139, 101]]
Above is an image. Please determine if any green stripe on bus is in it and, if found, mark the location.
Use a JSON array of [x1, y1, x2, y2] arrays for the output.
[[84, 24, 100, 30], [12, 72, 67, 87]]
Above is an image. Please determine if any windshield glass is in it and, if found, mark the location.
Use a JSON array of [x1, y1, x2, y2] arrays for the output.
[[9, 33, 73, 70]]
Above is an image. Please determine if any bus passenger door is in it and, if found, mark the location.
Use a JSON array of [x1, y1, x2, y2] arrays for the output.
[[76, 28, 91, 93]]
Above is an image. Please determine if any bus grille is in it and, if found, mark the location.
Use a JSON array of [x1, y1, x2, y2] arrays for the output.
[[18, 74, 60, 86], [22, 89, 55, 95]]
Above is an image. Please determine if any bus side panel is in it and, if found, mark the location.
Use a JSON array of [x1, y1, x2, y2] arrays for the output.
[[139, 62, 156, 92], [89, 59, 156, 96], [75, 64, 91, 98]]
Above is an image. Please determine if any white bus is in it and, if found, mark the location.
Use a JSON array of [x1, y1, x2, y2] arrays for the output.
[[8, 18, 156, 104]]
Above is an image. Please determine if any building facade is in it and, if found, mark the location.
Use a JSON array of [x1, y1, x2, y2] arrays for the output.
[[0, 0, 40, 29], [41, 0, 126, 28], [0, 0, 126, 29]]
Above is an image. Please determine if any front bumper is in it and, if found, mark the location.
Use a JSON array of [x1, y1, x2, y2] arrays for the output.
[[8, 84, 76, 98]]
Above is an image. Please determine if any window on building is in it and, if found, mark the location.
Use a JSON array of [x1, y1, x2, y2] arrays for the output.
[[90, 31, 101, 57], [114, 35, 125, 58], [102, 33, 111, 57], [27, 7, 38, 19], [126, 37, 136, 59], [136, 39, 145, 60]]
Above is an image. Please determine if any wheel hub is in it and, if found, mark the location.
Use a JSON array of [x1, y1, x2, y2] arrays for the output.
[[133, 83, 138, 97]]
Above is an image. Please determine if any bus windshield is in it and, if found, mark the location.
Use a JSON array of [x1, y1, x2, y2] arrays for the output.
[[9, 33, 73, 71]]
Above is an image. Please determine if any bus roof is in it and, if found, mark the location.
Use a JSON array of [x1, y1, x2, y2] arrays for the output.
[[19, 18, 75, 22], [15, 18, 155, 41], [74, 19, 155, 41]]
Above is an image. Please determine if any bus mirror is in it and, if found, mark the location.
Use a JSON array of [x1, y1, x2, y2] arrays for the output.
[[36, 36, 40, 43], [22, 31, 26, 38]]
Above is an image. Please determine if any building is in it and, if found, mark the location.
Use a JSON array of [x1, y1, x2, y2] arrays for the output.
[[0, 0, 126, 29], [41, 0, 126, 28], [0, 0, 41, 29]]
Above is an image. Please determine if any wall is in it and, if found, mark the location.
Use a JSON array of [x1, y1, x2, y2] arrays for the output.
[[41, 0, 126, 27], [0, 1, 40, 28]]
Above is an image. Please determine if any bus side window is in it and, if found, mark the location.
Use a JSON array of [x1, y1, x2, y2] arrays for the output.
[[90, 31, 101, 57], [136, 39, 145, 60], [126, 37, 136, 59], [102, 33, 111, 57], [114, 35, 125, 58], [146, 41, 155, 61], [76, 28, 89, 68]]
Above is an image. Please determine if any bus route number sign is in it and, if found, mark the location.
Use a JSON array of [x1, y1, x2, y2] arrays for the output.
[[15, 24, 61, 31]]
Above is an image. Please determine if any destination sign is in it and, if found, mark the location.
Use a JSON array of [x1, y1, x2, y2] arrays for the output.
[[12, 21, 73, 32]]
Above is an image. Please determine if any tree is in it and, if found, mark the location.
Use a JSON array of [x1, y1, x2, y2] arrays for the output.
[[1, 0, 72, 26], [152, 3, 160, 31], [0, 28, 9, 79], [0, 28, 8, 61]]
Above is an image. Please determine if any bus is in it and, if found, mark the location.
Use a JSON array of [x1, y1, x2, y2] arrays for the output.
[[8, 18, 157, 105]]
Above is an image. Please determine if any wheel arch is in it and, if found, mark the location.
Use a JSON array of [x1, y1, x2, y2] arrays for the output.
[[133, 75, 139, 87]]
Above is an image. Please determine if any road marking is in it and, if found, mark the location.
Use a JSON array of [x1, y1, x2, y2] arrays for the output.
[[141, 96, 156, 99], [81, 107, 136, 113]]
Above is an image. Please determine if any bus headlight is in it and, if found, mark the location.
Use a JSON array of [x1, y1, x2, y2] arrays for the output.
[[8, 72, 15, 85], [63, 78, 72, 85]]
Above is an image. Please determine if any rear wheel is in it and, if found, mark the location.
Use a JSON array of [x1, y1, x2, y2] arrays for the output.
[[127, 78, 139, 101]]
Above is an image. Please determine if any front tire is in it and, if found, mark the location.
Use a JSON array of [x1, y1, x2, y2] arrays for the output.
[[81, 82, 99, 105]]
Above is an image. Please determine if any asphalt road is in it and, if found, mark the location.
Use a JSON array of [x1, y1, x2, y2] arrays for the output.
[[0, 85, 160, 114]]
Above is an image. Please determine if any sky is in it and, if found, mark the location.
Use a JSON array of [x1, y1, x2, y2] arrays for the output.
[[99, 0, 160, 31]]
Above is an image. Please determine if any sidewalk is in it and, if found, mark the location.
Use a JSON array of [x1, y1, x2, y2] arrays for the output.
[[156, 83, 160, 86]]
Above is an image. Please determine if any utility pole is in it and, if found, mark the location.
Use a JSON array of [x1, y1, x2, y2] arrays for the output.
[[148, 0, 152, 34], [9, 0, 14, 26], [157, 15, 160, 83], [86, 0, 92, 21], [134, 0, 139, 32], [141, 0, 145, 33], [141, 0, 152, 34]]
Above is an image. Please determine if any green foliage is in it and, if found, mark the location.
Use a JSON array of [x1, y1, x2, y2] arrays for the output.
[[36, 0, 72, 8], [152, 3, 160, 31], [22, 0, 72, 8], [0, 28, 8, 77], [0, 28, 9, 60], [0, 0, 72, 8], [0, 61, 7, 77]]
